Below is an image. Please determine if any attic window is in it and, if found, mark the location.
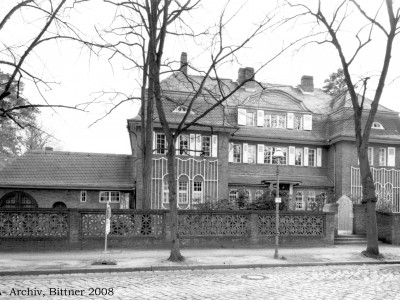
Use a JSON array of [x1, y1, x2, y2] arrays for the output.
[[173, 106, 194, 114], [372, 122, 384, 130]]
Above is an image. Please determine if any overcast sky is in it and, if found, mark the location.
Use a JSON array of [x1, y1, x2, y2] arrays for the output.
[[2, 0, 399, 154]]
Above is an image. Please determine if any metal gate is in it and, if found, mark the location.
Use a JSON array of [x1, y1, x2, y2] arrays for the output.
[[338, 195, 353, 234]]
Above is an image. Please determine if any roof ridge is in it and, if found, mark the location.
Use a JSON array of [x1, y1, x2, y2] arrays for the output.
[[27, 150, 132, 157]]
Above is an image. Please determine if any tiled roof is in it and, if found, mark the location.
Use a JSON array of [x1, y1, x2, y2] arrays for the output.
[[133, 72, 400, 142], [331, 92, 395, 113], [0, 151, 134, 190]]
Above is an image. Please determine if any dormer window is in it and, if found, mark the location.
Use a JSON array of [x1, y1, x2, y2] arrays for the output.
[[173, 106, 194, 114], [372, 122, 384, 129]]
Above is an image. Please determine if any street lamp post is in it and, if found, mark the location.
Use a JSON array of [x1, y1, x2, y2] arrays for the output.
[[272, 147, 284, 259]]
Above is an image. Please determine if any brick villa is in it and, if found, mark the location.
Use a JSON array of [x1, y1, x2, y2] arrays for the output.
[[1, 53, 399, 214], [128, 53, 400, 213]]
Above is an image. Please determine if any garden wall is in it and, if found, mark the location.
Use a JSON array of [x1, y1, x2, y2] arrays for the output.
[[0, 208, 335, 251]]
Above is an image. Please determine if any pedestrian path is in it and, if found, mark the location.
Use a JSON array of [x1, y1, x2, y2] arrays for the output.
[[1, 244, 400, 276]]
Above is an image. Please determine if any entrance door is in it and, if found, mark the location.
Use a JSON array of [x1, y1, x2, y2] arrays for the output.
[[338, 195, 353, 234]]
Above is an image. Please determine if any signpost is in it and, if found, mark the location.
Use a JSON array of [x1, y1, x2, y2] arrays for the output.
[[105, 202, 111, 253]]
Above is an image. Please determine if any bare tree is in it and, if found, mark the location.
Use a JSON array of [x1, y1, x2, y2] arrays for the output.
[[285, 0, 400, 256], [100, 0, 302, 261], [0, 0, 87, 128]]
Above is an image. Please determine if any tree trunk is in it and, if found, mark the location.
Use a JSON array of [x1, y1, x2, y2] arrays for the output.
[[166, 140, 184, 261], [365, 201, 379, 255], [359, 147, 379, 255]]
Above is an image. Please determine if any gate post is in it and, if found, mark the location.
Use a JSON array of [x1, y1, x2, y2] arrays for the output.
[[323, 203, 339, 235]]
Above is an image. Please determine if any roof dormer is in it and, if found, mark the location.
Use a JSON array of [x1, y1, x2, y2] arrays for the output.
[[173, 106, 195, 114]]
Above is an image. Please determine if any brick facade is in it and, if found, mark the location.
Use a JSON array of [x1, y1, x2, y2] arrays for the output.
[[0, 189, 132, 210]]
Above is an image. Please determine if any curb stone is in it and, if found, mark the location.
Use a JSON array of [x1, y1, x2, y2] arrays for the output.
[[1, 260, 400, 277]]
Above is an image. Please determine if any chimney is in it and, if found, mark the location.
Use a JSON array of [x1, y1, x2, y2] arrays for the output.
[[45, 147, 53, 151], [300, 75, 314, 93], [237, 68, 245, 85], [180, 52, 188, 75], [244, 67, 255, 91]]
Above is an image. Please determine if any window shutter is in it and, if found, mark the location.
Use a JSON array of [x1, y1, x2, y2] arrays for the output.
[[317, 148, 322, 167], [303, 114, 312, 130], [189, 134, 196, 156], [257, 144, 264, 164], [369, 147, 374, 166], [243, 143, 248, 163], [388, 147, 396, 167], [229, 143, 234, 162], [287, 113, 294, 129], [238, 108, 246, 125], [175, 136, 180, 155], [288, 146, 295, 165], [211, 135, 218, 157], [304, 147, 309, 166], [195, 134, 202, 156], [257, 110, 264, 127]]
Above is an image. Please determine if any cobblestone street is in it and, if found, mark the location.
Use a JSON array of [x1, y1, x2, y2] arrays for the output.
[[1, 264, 400, 299]]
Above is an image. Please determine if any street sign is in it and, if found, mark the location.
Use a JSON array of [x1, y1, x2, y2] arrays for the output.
[[275, 197, 281, 203], [105, 219, 110, 235]]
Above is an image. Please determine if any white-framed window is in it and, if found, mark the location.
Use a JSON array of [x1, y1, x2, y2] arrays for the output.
[[372, 122, 384, 129], [295, 191, 304, 210], [264, 146, 287, 165], [246, 111, 255, 126], [264, 114, 271, 127], [201, 136, 211, 156], [80, 190, 87, 202], [233, 144, 241, 163], [156, 133, 166, 154], [245, 190, 251, 202], [255, 190, 263, 200], [264, 146, 273, 164], [295, 148, 303, 166], [173, 106, 195, 114], [307, 190, 316, 209], [308, 149, 316, 167], [179, 135, 189, 155], [193, 180, 203, 203], [273, 147, 287, 165], [368, 147, 374, 166], [247, 145, 256, 164], [163, 179, 169, 203], [99, 191, 120, 203], [294, 114, 303, 130], [271, 114, 286, 128], [178, 178, 189, 204], [379, 148, 387, 166], [229, 189, 237, 202]]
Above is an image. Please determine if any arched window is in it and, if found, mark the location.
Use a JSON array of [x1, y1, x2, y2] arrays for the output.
[[0, 191, 38, 208], [193, 176, 204, 203], [178, 176, 189, 204], [52, 202, 67, 209], [229, 189, 237, 202]]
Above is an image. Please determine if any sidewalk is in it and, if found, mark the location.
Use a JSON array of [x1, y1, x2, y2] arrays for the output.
[[1, 244, 400, 276]]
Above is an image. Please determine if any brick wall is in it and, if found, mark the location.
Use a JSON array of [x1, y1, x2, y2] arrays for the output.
[[377, 212, 400, 245], [354, 205, 400, 245], [0, 189, 128, 210], [377, 212, 393, 243], [353, 204, 366, 235]]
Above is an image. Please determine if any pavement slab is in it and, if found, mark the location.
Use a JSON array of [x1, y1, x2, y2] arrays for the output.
[[0, 244, 400, 275]]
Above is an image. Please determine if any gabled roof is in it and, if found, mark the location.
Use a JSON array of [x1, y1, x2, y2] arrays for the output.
[[0, 150, 134, 190]]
